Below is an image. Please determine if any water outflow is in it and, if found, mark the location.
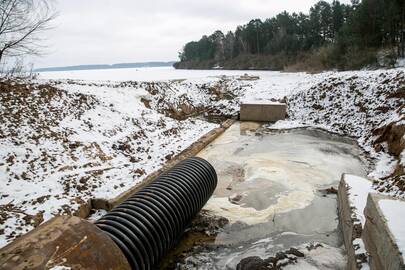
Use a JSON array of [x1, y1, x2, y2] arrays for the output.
[[95, 157, 218, 270]]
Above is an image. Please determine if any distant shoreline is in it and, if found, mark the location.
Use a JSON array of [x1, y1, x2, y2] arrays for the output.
[[35, 61, 175, 72]]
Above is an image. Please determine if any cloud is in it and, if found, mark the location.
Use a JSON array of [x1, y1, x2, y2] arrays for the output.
[[33, 0, 352, 67]]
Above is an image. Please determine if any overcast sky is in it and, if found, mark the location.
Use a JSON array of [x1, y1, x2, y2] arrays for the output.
[[34, 0, 351, 68]]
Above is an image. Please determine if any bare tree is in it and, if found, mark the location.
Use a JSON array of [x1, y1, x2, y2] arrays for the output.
[[0, 0, 56, 64]]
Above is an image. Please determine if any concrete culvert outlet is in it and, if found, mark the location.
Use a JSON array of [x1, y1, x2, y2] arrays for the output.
[[95, 157, 218, 270]]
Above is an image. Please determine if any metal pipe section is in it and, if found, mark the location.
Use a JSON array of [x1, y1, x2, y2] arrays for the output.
[[95, 157, 217, 270]]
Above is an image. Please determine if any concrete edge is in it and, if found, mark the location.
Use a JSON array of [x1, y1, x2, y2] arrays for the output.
[[91, 119, 235, 211], [363, 193, 405, 270], [337, 173, 368, 270]]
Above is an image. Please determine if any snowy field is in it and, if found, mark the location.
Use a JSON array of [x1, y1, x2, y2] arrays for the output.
[[38, 66, 294, 82], [1, 67, 404, 252]]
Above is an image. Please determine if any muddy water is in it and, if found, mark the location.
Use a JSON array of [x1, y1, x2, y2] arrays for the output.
[[183, 122, 367, 269]]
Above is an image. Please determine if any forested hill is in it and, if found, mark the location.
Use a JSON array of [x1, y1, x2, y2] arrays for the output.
[[174, 0, 405, 72]]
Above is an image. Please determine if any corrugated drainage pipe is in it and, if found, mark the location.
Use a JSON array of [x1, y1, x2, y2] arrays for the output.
[[95, 157, 217, 270]]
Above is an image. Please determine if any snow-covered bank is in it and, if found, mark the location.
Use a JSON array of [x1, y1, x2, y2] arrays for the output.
[[0, 79, 217, 247], [278, 69, 404, 197]]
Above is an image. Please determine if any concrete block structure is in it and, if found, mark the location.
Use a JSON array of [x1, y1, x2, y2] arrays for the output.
[[338, 174, 405, 270], [240, 102, 287, 122], [363, 193, 405, 270]]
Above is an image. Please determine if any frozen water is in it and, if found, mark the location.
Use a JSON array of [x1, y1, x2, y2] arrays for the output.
[[185, 122, 368, 269]]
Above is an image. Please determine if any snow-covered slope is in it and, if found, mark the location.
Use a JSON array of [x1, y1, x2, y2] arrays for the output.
[[279, 69, 404, 197], [0, 79, 216, 247]]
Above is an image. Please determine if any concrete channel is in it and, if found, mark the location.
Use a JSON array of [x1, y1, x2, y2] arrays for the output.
[[169, 122, 368, 269]]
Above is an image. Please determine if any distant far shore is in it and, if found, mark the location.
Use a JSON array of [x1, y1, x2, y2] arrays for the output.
[[35, 61, 176, 72]]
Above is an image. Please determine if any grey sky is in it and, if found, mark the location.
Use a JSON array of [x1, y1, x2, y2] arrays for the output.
[[34, 0, 352, 68]]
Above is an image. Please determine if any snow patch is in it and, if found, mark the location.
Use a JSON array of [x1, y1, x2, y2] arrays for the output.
[[49, 266, 71, 270], [284, 244, 346, 270], [344, 174, 374, 226]]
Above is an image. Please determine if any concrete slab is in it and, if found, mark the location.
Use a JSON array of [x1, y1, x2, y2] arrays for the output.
[[240, 102, 286, 122], [363, 193, 405, 270], [0, 216, 130, 270]]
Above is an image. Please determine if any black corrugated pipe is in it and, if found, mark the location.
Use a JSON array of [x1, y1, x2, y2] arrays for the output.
[[95, 157, 217, 270]]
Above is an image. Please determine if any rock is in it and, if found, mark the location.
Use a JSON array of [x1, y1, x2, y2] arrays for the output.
[[325, 187, 338, 194], [275, 252, 287, 261], [228, 193, 243, 204], [236, 256, 267, 270], [287, 247, 305, 257]]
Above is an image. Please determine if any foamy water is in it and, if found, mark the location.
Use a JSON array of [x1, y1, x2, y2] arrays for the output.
[[198, 122, 367, 226]]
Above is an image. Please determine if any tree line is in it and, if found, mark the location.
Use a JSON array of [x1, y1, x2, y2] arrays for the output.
[[176, 0, 405, 71]]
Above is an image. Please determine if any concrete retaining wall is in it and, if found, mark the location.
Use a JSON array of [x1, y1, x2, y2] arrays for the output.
[[338, 175, 360, 270], [337, 174, 369, 270], [363, 193, 405, 270], [339, 174, 405, 270], [240, 102, 286, 122]]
